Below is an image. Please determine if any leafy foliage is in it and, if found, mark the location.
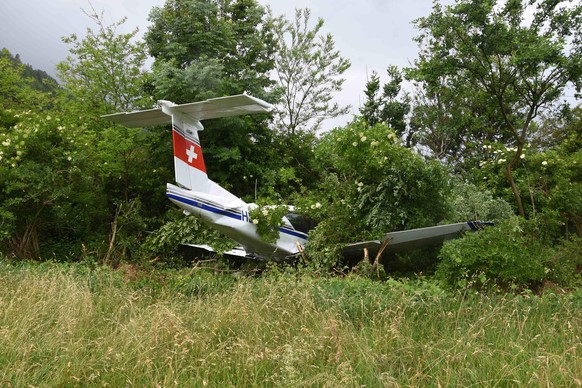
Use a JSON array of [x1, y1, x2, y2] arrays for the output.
[[299, 120, 452, 268], [270, 8, 351, 135], [446, 181, 514, 224], [142, 210, 237, 258], [0, 110, 104, 258], [249, 203, 289, 244], [409, 0, 582, 216], [360, 66, 412, 146], [146, 0, 276, 101], [473, 118, 581, 236], [437, 217, 581, 290], [57, 7, 151, 113]]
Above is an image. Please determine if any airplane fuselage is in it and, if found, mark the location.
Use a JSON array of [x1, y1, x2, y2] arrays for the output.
[[166, 183, 308, 260]]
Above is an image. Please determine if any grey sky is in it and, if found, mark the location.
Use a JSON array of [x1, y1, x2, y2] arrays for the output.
[[0, 0, 441, 128]]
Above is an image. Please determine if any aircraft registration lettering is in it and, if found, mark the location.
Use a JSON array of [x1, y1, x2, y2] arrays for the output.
[[241, 210, 249, 222]]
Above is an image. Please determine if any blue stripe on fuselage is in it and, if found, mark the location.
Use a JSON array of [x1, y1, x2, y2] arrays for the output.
[[278, 227, 309, 240], [167, 193, 241, 220], [166, 193, 309, 240]]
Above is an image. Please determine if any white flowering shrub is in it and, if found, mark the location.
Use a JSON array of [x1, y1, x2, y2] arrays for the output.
[[249, 204, 289, 244], [297, 119, 452, 269], [473, 132, 581, 236], [0, 110, 100, 257]]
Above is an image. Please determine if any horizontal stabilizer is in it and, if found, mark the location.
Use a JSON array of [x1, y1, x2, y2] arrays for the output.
[[101, 94, 272, 128], [102, 108, 170, 128], [171, 94, 272, 121], [342, 221, 493, 261]]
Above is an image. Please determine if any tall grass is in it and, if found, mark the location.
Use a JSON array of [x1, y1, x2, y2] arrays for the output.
[[0, 260, 580, 386]]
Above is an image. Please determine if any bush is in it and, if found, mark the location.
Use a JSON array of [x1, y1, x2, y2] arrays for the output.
[[447, 181, 513, 223], [142, 210, 237, 263], [299, 120, 452, 269], [436, 216, 581, 291]]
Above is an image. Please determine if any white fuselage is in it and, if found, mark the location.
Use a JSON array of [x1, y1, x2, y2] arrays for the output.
[[166, 183, 308, 260]]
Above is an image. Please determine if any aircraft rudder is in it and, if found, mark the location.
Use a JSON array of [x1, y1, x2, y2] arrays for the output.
[[169, 110, 209, 191]]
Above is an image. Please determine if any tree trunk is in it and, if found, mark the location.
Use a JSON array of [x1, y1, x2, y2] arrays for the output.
[[505, 145, 526, 218]]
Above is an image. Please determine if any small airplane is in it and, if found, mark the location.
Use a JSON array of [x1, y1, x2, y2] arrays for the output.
[[103, 94, 492, 263]]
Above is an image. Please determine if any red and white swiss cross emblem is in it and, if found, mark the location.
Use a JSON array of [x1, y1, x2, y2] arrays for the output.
[[172, 130, 206, 173]]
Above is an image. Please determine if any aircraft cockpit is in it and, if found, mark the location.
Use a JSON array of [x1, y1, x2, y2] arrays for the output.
[[285, 213, 318, 234]]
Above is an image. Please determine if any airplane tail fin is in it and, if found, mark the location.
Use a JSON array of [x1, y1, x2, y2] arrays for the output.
[[102, 95, 272, 192]]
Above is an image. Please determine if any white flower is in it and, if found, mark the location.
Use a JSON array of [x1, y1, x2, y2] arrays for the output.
[[67, 156, 72, 161], [370, 141, 380, 147], [498, 159, 506, 164], [479, 161, 487, 167], [520, 154, 525, 159], [357, 182, 364, 187], [262, 209, 269, 216], [252, 219, 259, 225], [315, 202, 321, 209], [542, 160, 548, 166], [352, 142, 358, 147], [360, 136, 367, 142]]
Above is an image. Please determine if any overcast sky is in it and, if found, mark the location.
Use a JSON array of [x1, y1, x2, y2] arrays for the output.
[[0, 0, 444, 128]]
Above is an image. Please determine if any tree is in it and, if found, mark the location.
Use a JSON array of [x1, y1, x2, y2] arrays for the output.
[[270, 8, 351, 135], [56, 9, 171, 260], [146, 0, 276, 102], [57, 7, 151, 114], [0, 106, 104, 258], [408, 74, 511, 167], [145, 0, 278, 198], [0, 49, 51, 111], [360, 66, 412, 146], [409, 0, 582, 217], [0, 7, 167, 259]]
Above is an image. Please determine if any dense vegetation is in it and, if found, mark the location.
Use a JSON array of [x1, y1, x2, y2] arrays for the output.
[[1, 0, 581, 291], [0, 261, 580, 386], [1, 0, 581, 385]]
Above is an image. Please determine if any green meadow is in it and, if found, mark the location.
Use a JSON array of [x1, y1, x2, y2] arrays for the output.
[[1, 260, 580, 387]]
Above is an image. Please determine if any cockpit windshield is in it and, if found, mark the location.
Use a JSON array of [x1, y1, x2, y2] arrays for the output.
[[285, 213, 318, 234]]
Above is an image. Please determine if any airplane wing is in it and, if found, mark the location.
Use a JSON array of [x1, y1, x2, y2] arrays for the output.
[[342, 221, 493, 261], [178, 243, 253, 263], [101, 94, 272, 128]]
